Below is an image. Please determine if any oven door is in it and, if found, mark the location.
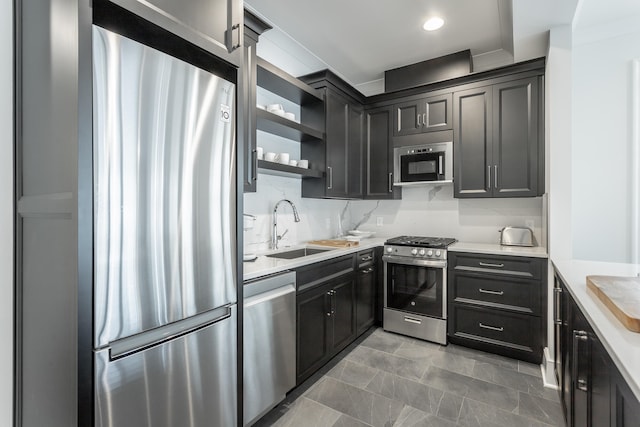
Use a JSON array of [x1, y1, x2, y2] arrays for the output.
[[383, 255, 446, 319], [399, 151, 445, 183]]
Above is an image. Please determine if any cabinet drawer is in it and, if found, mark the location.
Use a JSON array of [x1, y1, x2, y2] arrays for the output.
[[357, 249, 375, 267], [296, 254, 355, 293], [449, 305, 540, 354], [450, 273, 540, 314], [449, 252, 543, 280]]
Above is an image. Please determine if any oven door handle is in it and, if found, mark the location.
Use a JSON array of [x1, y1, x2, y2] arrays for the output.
[[382, 254, 447, 269]]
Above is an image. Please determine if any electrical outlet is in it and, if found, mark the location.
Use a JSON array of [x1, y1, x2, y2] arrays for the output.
[[525, 219, 535, 230], [376, 217, 384, 226], [325, 218, 331, 230]]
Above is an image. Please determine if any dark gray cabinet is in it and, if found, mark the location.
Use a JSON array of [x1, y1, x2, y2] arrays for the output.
[[295, 255, 356, 385], [364, 106, 400, 199], [393, 93, 452, 136], [453, 76, 541, 198], [106, 0, 243, 66], [448, 252, 546, 363], [355, 249, 376, 335], [554, 272, 640, 427]]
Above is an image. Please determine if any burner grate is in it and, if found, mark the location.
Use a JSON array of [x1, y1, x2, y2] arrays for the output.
[[385, 235, 457, 248]]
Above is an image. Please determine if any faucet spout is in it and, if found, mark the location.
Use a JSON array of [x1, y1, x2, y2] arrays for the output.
[[272, 199, 301, 249]]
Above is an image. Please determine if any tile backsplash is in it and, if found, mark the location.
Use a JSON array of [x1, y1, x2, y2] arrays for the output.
[[243, 174, 544, 254]]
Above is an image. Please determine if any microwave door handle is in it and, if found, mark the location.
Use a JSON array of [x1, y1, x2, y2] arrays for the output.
[[438, 154, 443, 175]]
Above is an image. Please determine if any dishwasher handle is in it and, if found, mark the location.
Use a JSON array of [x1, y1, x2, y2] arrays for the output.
[[244, 284, 296, 308]]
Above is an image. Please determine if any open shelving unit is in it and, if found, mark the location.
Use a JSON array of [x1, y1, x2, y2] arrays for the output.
[[256, 57, 325, 180]]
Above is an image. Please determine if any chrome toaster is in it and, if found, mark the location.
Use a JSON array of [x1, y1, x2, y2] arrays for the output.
[[500, 226, 534, 247]]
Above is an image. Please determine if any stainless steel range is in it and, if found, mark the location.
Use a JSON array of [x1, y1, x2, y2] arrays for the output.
[[382, 236, 456, 345]]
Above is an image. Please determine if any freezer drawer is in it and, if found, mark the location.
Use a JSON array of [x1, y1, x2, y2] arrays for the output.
[[95, 305, 237, 427], [243, 272, 296, 426]]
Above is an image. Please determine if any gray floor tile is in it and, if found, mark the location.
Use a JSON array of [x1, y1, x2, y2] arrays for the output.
[[365, 370, 443, 415], [269, 397, 342, 427], [457, 397, 553, 427], [332, 414, 373, 427], [471, 361, 560, 401], [436, 392, 464, 423], [360, 329, 419, 354], [421, 366, 519, 412], [346, 346, 428, 382], [327, 359, 380, 389], [392, 406, 457, 427], [306, 376, 404, 427], [439, 344, 519, 371], [517, 392, 564, 426], [518, 361, 543, 378]]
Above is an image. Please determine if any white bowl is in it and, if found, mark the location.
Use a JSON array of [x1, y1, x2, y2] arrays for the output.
[[347, 230, 375, 238], [284, 112, 296, 121], [345, 236, 362, 242]]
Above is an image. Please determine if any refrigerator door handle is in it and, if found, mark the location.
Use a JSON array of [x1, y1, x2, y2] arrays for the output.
[[109, 305, 231, 360]]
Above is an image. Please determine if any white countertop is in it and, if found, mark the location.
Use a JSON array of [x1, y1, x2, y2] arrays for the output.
[[449, 242, 548, 258], [552, 259, 640, 401], [243, 237, 387, 282]]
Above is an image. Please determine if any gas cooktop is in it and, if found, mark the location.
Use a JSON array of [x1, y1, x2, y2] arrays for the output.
[[385, 236, 457, 248]]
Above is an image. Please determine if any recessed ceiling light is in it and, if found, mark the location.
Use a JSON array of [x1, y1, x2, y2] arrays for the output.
[[423, 16, 444, 31]]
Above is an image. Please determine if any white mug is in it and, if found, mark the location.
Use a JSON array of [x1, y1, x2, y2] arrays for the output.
[[277, 152, 290, 164], [264, 152, 276, 162], [256, 146, 264, 160], [289, 159, 298, 167], [298, 159, 309, 169], [266, 103, 284, 113]]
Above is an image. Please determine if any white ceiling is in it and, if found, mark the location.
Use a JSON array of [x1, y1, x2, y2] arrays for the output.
[[244, 0, 640, 95]]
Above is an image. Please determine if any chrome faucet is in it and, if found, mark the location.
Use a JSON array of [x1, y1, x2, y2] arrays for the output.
[[272, 199, 301, 249]]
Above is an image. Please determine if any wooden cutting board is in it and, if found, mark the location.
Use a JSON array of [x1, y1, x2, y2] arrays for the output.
[[587, 275, 640, 332], [307, 239, 359, 248]]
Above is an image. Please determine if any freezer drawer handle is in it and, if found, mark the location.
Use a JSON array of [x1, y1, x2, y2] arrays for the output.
[[109, 306, 232, 360], [404, 316, 422, 325], [479, 288, 504, 296], [479, 322, 504, 332]]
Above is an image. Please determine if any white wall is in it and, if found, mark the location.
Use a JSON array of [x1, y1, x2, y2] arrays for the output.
[[571, 20, 640, 263], [1, 0, 14, 423]]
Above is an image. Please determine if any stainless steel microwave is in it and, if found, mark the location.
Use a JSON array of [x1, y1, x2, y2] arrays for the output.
[[393, 141, 453, 186]]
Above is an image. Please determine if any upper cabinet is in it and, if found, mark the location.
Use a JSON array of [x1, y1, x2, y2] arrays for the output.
[[453, 76, 542, 198], [104, 0, 244, 66], [300, 72, 365, 199], [364, 106, 401, 199], [393, 93, 452, 136]]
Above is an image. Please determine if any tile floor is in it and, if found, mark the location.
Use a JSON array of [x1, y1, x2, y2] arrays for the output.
[[255, 327, 564, 427]]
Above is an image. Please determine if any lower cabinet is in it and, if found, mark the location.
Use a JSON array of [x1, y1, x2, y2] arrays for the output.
[[554, 271, 640, 427], [448, 252, 546, 363], [355, 249, 376, 335]]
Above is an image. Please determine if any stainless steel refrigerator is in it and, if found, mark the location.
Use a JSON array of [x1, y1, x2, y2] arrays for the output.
[[92, 25, 237, 426]]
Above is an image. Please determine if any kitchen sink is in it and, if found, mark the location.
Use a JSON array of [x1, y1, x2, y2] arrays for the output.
[[266, 247, 333, 259]]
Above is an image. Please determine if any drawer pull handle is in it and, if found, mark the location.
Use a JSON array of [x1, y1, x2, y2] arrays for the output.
[[479, 288, 504, 296], [360, 256, 373, 261], [479, 322, 504, 332], [361, 267, 374, 274], [478, 262, 505, 268], [404, 316, 422, 325]]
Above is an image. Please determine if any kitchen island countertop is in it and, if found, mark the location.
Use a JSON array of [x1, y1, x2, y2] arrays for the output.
[[553, 259, 640, 401]]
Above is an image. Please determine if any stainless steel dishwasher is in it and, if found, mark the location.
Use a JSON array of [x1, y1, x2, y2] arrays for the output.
[[243, 271, 296, 426]]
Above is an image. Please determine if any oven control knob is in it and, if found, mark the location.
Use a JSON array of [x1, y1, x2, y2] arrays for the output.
[[411, 248, 418, 256], [435, 250, 441, 257], [386, 247, 393, 253], [427, 250, 434, 257], [418, 249, 426, 256]]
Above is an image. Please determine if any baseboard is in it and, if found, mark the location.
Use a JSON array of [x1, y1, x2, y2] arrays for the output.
[[541, 346, 559, 389]]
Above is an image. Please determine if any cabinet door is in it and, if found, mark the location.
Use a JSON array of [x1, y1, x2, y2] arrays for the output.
[[453, 86, 493, 198], [422, 93, 452, 132], [296, 283, 332, 384], [364, 107, 399, 199], [611, 368, 640, 427], [393, 99, 422, 136], [356, 265, 376, 335], [109, 0, 242, 65], [347, 103, 364, 198], [591, 334, 611, 427], [331, 276, 356, 354], [325, 89, 349, 198], [492, 77, 539, 197]]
